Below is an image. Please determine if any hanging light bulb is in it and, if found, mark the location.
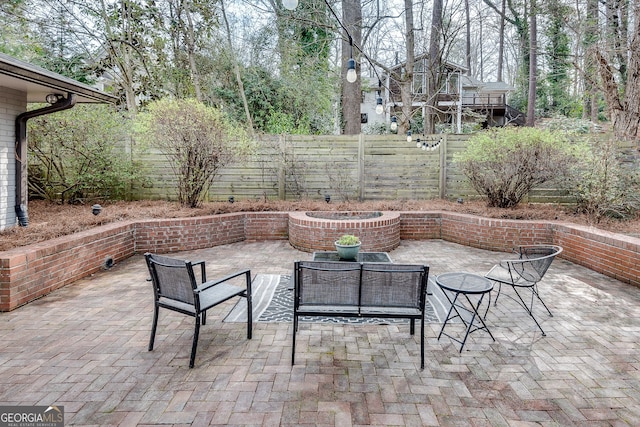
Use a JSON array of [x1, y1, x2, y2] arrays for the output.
[[346, 58, 357, 83], [375, 95, 383, 115], [406, 130, 412, 143], [282, 0, 298, 10], [422, 142, 427, 151], [375, 80, 384, 114], [390, 116, 398, 132], [416, 138, 422, 148]]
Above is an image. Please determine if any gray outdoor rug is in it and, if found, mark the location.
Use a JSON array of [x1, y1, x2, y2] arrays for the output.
[[225, 274, 441, 324]]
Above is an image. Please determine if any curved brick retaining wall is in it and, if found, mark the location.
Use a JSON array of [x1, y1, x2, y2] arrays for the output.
[[288, 211, 401, 253], [1, 211, 639, 311]]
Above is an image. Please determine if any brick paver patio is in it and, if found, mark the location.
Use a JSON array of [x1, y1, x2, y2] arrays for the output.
[[1, 239, 639, 426]]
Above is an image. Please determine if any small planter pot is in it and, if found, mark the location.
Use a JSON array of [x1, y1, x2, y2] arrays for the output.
[[335, 242, 361, 260]]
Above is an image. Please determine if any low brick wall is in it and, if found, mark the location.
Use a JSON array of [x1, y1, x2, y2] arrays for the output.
[[0, 222, 136, 311], [1, 211, 638, 311]]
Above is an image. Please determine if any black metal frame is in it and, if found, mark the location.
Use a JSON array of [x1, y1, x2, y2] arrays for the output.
[[145, 253, 252, 368], [485, 245, 563, 336], [436, 274, 495, 352], [292, 261, 429, 369]]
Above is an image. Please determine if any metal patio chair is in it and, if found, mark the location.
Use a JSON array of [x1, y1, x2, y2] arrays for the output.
[[145, 253, 252, 368], [484, 245, 563, 336]]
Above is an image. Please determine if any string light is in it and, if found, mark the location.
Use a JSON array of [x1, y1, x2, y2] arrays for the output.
[[282, 0, 298, 10]]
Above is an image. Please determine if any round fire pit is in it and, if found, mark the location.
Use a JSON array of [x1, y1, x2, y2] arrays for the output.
[[288, 211, 401, 253]]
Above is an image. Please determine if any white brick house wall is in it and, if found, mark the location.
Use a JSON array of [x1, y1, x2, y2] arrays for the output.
[[0, 87, 27, 230]]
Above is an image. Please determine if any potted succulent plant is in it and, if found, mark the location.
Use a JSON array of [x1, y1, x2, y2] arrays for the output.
[[335, 234, 361, 260]]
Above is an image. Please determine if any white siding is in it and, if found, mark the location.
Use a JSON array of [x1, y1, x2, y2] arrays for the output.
[[0, 87, 26, 230]]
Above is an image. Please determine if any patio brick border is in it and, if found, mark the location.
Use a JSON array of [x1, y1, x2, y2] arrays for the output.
[[1, 210, 638, 311]]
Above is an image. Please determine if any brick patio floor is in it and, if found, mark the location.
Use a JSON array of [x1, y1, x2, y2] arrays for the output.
[[1, 239, 639, 426]]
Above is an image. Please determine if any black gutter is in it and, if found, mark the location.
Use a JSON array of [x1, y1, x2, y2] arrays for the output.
[[14, 93, 76, 226]]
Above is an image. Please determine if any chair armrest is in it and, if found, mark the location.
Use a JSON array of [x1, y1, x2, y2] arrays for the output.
[[195, 269, 252, 293], [190, 260, 207, 283]]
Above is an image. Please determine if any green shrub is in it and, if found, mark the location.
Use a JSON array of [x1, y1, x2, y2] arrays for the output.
[[566, 137, 640, 222], [28, 105, 144, 203], [135, 98, 251, 208], [454, 127, 578, 208]]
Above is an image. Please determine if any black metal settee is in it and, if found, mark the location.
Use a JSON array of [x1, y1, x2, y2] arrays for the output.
[[292, 260, 430, 369]]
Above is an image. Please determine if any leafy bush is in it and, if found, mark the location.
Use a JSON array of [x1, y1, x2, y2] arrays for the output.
[[28, 105, 144, 203], [135, 98, 251, 208], [566, 137, 640, 222], [454, 127, 577, 208]]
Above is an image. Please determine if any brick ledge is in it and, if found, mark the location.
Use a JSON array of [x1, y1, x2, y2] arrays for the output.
[[1, 211, 638, 311]]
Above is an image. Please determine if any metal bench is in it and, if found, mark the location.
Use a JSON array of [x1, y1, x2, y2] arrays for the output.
[[292, 260, 429, 369]]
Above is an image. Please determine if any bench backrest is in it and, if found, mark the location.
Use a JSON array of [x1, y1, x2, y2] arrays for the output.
[[360, 264, 428, 310], [295, 261, 362, 307], [294, 261, 429, 310]]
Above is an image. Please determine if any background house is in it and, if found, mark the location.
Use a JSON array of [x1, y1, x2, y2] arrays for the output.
[[361, 53, 522, 133], [0, 53, 116, 231]]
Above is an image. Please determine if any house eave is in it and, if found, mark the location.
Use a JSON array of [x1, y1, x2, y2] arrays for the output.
[[0, 52, 117, 104]]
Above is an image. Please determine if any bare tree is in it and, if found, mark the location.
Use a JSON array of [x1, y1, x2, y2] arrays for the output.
[[583, 0, 599, 122], [342, 0, 362, 135], [593, 1, 640, 140], [425, 0, 443, 134], [220, 0, 254, 134], [526, 0, 537, 126], [497, 0, 505, 82], [397, 0, 416, 134]]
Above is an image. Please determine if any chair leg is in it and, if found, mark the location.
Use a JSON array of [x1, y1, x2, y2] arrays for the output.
[[420, 317, 425, 370], [493, 282, 503, 306], [532, 285, 553, 317], [512, 286, 546, 336], [149, 305, 159, 351], [190, 315, 201, 368], [246, 294, 253, 340], [292, 315, 297, 365], [201, 311, 206, 325]]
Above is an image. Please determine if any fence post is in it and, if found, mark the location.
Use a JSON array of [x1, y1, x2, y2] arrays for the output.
[[278, 135, 286, 200], [439, 134, 447, 199], [358, 133, 365, 201]]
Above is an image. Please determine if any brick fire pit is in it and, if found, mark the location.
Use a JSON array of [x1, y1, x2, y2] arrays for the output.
[[288, 211, 401, 253]]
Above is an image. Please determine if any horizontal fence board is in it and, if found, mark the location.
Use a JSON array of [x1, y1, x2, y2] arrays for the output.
[[129, 134, 573, 203]]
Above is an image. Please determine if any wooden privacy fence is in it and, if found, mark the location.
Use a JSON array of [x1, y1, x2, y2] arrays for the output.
[[131, 134, 565, 203]]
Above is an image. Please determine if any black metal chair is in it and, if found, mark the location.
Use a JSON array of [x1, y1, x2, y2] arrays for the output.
[[145, 253, 252, 368], [484, 245, 563, 336]]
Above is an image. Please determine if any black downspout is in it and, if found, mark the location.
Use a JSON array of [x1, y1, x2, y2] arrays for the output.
[[15, 93, 76, 226]]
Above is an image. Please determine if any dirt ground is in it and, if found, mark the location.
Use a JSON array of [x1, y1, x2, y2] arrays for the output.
[[1, 198, 639, 252]]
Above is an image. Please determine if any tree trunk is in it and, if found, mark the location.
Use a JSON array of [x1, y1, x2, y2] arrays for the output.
[[221, 0, 254, 134], [183, 0, 203, 102], [341, 0, 362, 135], [425, 0, 443, 134], [497, 0, 505, 81], [526, 0, 537, 127], [465, 0, 471, 74], [583, 0, 599, 121], [598, 5, 640, 141], [398, 0, 415, 135]]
